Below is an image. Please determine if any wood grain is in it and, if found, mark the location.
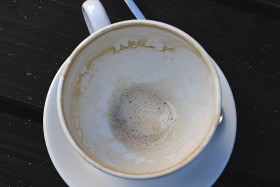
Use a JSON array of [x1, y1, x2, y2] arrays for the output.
[[0, 112, 65, 187], [0, 0, 88, 108]]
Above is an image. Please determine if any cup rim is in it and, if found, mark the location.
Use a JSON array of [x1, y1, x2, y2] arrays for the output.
[[57, 19, 222, 179]]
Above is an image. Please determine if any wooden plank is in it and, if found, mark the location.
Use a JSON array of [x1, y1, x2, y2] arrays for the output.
[[0, 111, 66, 186], [0, 0, 87, 108]]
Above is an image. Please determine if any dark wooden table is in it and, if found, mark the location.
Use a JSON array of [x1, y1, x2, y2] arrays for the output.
[[1, 0, 280, 186]]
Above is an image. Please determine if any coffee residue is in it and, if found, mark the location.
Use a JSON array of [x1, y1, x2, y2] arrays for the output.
[[109, 83, 177, 149]]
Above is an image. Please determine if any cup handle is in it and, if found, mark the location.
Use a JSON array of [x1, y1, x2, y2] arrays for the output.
[[82, 0, 111, 34]]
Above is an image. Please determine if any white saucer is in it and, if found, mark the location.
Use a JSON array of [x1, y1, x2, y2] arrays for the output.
[[43, 60, 236, 187]]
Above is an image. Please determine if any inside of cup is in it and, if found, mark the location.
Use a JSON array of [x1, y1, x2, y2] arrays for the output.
[[61, 21, 220, 178]]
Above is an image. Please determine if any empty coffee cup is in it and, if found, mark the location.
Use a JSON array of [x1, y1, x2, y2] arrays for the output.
[[57, 0, 222, 179]]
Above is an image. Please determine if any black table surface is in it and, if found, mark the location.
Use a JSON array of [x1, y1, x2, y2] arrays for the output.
[[1, 0, 280, 186]]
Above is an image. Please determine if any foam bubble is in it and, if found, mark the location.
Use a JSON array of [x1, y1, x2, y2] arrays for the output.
[[109, 83, 177, 149]]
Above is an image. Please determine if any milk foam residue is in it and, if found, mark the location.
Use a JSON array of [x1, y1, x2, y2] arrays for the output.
[[109, 83, 177, 149]]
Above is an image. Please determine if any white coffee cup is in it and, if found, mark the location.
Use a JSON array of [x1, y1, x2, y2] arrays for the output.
[[57, 0, 222, 179]]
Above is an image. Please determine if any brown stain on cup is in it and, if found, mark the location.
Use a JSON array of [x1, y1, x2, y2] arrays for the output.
[[58, 20, 221, 179]]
